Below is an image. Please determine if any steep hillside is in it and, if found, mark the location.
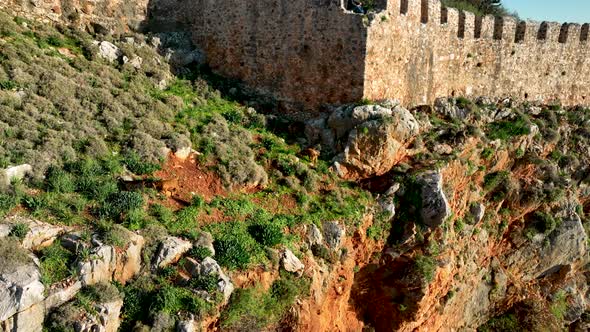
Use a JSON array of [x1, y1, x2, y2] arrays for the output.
[[0, 9, 588, 332]]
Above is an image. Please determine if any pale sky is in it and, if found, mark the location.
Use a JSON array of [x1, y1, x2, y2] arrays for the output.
[[503, 0, 590, 24]]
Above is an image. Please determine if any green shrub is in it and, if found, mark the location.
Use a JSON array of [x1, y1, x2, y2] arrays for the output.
[[149, 203, 174, 224], [478, 313, 520, 332], [0, 193, 17, 217], [39, 241, 74, 285], [97, 191, 144, 220], [0, 80, 17, 90], [221, 274, 309, 330], [214, 236, 252, 270], [414, 254, 436, 283], [247, 222, 284, 247], [98, 222, 131, 247], [150, 284, 210, 318], [171, 206, 200, 233], [191, 194, 205, 209], [9, 222, 29, 240], [211, 196, 258, 218], [190, 273, 219, 293], [311, 244, 337, 264], [550, 290, 568, 321], [486, 115, 531, 140], [530, 211, 559, 235], [123, 152, 161, 175], [45, 166, 76, 193], [483, 171, 509, 192], [188, 246, 212, 261]]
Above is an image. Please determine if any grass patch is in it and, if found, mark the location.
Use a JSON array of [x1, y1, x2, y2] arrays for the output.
[[486, 114, 531, 140], [39, 241, 75, 285], [221, 273, 310, 330]]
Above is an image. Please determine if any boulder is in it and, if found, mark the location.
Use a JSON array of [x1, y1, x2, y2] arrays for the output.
[[434, 97, 471, 120], [152, 236, 192, 269], [0, 254, 45, 322], [1, 164, 32, 186], [194, 231, 215, 256], [113, 231, 144, 284], [418, 171, 451, 228], [182, 257, 200, 277], [75, 298, 124, 332], [44, 280, 82, 309], [561, 276, 589, 324], [506, 206, 588, 281], [177, 317, 196, 332], [333, 106, 419, 180], [469, 203, 486, 224], [174, 146, 193, 160], [77, 245, 116, 286], [196, 257, 234, 303], [0, 301, 44, 332], [379, 183, 400, 220], [95, 298, 124, 332], [96, 41, 121, 62], [306, 224, 324, 247], [281, 249, 304, 274], [536, 211, 587, 278], [1, 216, 65, 250], [128, 55, 143, 69], [323, 221, 345, 249]]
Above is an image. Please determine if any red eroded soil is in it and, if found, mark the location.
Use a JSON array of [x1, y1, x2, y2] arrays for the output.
[[154, 154, 226, 207]]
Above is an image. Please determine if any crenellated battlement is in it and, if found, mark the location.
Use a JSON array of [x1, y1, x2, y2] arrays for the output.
[[2, 0, 589, 111], [377, 0, 589, 46]]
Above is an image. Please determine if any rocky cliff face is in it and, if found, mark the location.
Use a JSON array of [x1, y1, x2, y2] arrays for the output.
[[300, 98, 590, 331]]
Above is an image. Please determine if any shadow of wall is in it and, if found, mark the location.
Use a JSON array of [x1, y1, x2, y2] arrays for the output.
[[144, 0, 369, 114]]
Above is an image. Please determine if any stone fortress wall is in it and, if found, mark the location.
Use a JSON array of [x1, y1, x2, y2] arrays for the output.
[[2, 0, 590, 111], [365, 0, 590, 108]]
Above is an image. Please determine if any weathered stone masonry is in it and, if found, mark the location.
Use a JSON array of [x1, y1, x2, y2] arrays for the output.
[[3, 0, 590, 112]]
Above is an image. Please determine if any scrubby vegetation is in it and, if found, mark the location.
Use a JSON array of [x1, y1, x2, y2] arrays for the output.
[[0, 10, 378, 331], [221, 272, 310, 330]]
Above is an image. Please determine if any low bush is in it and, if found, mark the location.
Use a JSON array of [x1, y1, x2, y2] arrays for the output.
[[221, 273, 309, 330], [247, 221, 284, 247], [8, 222, 29, 240], [0, 237, 32, 274], [39, 241, 74, 285], [214, 236, 252, 270], [414, 254, 436, 283], [188, 246, 213, 261], [486, 114, 531, 140]]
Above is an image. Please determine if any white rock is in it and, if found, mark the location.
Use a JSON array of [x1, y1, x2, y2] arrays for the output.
[[97, 41, 121, 62], [418, 171, 451, 228], [1, 164, 32, 186], [306, 224, 323, 247], [198, 257, 234, 303], [128, 55, 143, 69], [194, 231, 215, 256], [77, 245, 116, 286], [281, 249, 304, 274], [174, 146, 193, 160], [113, 231, 144, 284], [152, 236, 192, 269], [1, 216, 65, 250], [0, 255, 45, 321], [323, 221, 345, 249]]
